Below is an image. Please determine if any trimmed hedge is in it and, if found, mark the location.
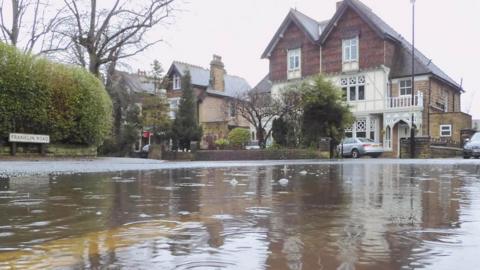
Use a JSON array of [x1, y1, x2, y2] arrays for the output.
[[0, 43, 112, 146]]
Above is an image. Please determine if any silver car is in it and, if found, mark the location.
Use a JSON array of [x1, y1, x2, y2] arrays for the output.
[[245, 140, 260, 150], [337, 138, 384, 158], [463, 132, 480, 159]]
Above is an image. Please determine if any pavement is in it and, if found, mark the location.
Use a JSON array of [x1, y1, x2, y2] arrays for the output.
[[1, 157, 479, 178]]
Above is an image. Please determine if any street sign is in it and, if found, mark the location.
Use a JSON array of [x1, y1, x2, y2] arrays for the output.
[[9, 133, 50, 144]]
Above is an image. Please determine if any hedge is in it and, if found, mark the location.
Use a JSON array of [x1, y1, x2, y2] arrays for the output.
[[0, 43, 112, 146]]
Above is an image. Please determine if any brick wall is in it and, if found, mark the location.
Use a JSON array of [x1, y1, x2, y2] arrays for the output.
[[322, 7, 386, 74], [269, 22, 320, 82], [429, 112, 472, 143]]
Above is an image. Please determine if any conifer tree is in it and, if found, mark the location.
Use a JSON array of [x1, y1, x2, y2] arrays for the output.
[[171, 71, 202, 150]]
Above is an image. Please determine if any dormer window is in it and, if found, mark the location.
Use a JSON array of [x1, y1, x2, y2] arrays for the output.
[[287, 48, 301, 79], [173, 74, 181, 90], [342, 37, 358, 63]]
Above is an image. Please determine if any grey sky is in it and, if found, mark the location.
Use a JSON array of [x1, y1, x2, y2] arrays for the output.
[[126, 0, 479, 118]]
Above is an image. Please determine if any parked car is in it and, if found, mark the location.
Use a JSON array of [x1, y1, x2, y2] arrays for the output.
[[337, 138, 384, 158], [245, 141, 260, 150], [141, 144, 150, 158], [463, 132, 480, 159]]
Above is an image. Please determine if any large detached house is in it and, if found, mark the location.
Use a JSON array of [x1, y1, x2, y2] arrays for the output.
[[165, 55, 251, 149], [262, 0, 471, 157]]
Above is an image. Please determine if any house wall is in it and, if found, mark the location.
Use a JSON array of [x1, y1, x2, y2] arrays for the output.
[[391, 77, 463, 136], [199, 96, 227, 123], [330, 68, 389, 114], [322, 7, 387, 74], [429, 112, 472, 142], [269, 22, 320, 82]]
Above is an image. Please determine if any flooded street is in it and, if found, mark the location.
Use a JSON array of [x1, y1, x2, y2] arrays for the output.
[[1, 161, 480, 269]]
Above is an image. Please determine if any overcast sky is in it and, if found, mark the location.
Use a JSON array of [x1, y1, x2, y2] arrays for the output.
[[127, 0, 480, 118]]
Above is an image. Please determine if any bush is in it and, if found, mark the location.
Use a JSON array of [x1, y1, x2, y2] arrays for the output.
[[227, 128, 250, 149], [0, 43, 112, 146], [215, 138, 229, 150]]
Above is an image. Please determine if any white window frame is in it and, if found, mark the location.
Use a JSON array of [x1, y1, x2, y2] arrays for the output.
[[442, 89, 449, 112], [342, 37, 359, 63], [173, 74, 181, 90], [340, 76, 365, 101], [168, 98, 180, 119], [440, 124, 452, 137], [287, 48, 301, 79], [399, 79, 412, 96]]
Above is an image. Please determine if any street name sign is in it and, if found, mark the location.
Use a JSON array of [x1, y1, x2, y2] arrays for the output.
[[9, 133, 50, 144]]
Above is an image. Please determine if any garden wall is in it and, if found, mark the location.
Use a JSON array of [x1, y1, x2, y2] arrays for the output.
[[400, 137, 463, 158], [163, 149, 329, 161], [0, 144, 97, 158]]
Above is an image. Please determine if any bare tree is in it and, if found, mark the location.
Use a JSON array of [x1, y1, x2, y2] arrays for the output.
[[61, 0, 176, 77], [0, 0, 67, 54], [231, 87, 302, 148]]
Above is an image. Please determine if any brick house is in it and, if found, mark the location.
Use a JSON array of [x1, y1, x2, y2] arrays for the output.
[[110, 70, 167, 152], [165, 55, 251, 149], [261, 0, 471, 157]]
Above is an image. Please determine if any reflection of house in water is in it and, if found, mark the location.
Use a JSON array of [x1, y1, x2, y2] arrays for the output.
[[336, 163, 462, 268]]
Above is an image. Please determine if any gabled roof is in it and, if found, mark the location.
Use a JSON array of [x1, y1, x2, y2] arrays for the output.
[[263, 0, 462, 91], [114, 71, 157, 95], [251, 75, 272, 94], [261, 9, 329, 59], [322, 0, 462, 90], [167, 61, 251, 97]]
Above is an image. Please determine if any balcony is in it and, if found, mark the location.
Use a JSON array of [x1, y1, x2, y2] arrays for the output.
[[345, 92, 424, 114], [386, 92, 424, 110]]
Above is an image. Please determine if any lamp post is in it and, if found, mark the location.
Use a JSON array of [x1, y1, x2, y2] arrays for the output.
[[410, 0, 416, 158]]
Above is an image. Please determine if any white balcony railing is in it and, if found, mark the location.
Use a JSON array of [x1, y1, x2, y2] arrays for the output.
[[386, 92, 423, 110]]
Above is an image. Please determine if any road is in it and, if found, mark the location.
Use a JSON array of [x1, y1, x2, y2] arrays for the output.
[[1, 157, 479, 177]]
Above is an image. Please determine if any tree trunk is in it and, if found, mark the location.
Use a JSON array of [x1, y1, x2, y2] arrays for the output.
[[256, 127, 266, 149], [10, 0, 20, 45], [88, 52, 101, 77]]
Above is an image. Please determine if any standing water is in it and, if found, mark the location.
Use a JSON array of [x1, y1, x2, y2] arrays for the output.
[[0, 162, 480, 269]]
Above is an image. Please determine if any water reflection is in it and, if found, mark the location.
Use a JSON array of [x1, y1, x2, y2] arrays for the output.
[[0, 162, 479, 269], [0, 177, 9, 191]]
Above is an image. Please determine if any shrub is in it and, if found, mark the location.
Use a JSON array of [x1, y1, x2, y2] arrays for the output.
[[214, 138, 229, 150], [227, 128, 250, 149], [0, 43, 112, 146]]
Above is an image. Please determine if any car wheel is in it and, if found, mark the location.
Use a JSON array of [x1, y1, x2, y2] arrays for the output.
[[475, 156, 480, 159], [463, 155, 470, 159], [351, 149, 360, 159]]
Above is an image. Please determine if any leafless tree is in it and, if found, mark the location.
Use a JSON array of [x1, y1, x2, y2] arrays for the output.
[[61, 0, 176, 77], [0, 0, 67, 54], [231, 87, 302, 148]]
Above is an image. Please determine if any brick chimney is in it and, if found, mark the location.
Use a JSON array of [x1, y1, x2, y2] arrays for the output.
[[210, 54, 225, 91], [336, 1, 344, 10]]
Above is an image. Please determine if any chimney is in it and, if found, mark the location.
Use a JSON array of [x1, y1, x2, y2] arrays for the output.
[[210, 54, 225, 91], [336, 1, 344, 10]]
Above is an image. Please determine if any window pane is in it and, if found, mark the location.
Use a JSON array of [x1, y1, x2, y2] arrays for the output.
[[351, 44, 357, 60], [356, 132, 366, 138], [358, 85, 365, 100], [295, 56, 300, 69], [349, 86, 356, 101], [344, 46, 350, 61]]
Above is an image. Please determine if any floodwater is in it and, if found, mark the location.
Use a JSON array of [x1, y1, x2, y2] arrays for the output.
[[1, 162, 480, 270]]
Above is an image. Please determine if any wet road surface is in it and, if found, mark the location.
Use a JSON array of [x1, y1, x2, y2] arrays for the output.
[[0, 160, 480, 269]]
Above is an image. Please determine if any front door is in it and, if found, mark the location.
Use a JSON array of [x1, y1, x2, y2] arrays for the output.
[[397, 123, 410, 157]]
